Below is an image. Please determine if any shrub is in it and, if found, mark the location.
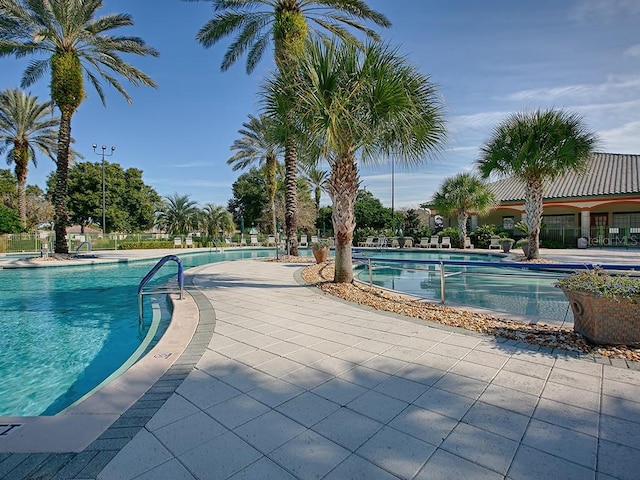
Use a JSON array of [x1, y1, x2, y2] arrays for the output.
[[470, 224, 496, 249], [440, 227, 461, 248], [118, 241, 174, 250], [556, 268, 640, 303]]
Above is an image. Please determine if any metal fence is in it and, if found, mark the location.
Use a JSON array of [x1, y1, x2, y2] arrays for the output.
[[538, 226, 640, 249]]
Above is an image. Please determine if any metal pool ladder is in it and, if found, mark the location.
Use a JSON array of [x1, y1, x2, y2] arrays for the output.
[[138, 255, 184, 324]]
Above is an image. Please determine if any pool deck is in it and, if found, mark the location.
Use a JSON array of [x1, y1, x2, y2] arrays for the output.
[[1, 248, 640, 479]]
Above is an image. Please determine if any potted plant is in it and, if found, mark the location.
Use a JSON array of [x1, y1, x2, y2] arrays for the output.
[[499, 237, 515, 253], [515, 238, 529, 256], [556, 268, 640, 345], [311, 239, 331, 264]]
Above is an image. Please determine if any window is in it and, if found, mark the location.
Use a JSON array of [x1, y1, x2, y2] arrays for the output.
[[613, 212, 640, 228], [502, 216, 514, 230], [543, 215, 575, 229]]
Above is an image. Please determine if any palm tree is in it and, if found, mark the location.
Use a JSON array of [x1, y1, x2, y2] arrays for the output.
[[300, 163, 328, 215], [156, 194, 200, 237], [0, 88, 58, 229], [432, 173, 496, 247], [477, 109, 598, 259], [0, 0, 158, 253], [201, 203, 235, 243], [190, 0, 390, 255], [228, 115, 281, 239], [265, 39, 446, 282]]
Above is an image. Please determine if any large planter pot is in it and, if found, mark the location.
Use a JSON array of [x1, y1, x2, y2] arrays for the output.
[[312, 246, 329, 264], [500, 240, 514, 253], [562, 289, 640, 346]]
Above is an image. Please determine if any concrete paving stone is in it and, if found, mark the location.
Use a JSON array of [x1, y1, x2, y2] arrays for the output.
[[356, 425, 436, 479], [503, 357, 552, 379], [449, 360, 499, 383], [362, 356, 410, 375], [152, 410, 227, 456], [462, 401, 530, 441], [217, 367, 277, 392], [255, 356, 305, 378], [24, 453, 74, 479], [373, 375, 429, 403], [394, 363, 446, 386], [347, 390, 409, 424], [247, 378, 305, 408], [133, 458, 196, 480], [599, 414, 640, 450], [343, 365, 391, 389], [597, 439, 640, 480], [414, 327, 453, 342], [413, 386, 475, 421], [269, 429, 350, 480], [1, 453, 48, 480], [463, 350, 510, 369], [216, 341, 259, 360], [412, 351, 460, 371], [207, 333, 238, 350], [554, 357, 604, 377], [395, 336, 438, 352], [309, 340, 349, 355], [441, 423, 519, 475], [283, 347, 327, 365], [332, 347, 378, 365], [228, 457, 297, 480], [205, 393, 270, 430], [272, 330, 312, 342], [354, 339, 395, 354], [479, 383, 540, 417], [276, 392, 341, 427], [442, 333, 483, 349], [381, 345, 425, 363], [234, 349, 280, 367], [491, 369, 546, 396], [548, 368, 602, 393], [310, 357, 357, 376], [311, 377, 368, 406], [175, 370, 241, 410], [323, 453, 399, 480], [234, 410, 307, 454], [312, 407, 384, 451], [533, 398, 599, 437], [602, 378, 640, 403], [510, 350, 556, 366], [389, 405, 458, 447], [601, 394, 640, 423], [262, 341, 303, 356], [281, 366, 334, 390], [433, 372, 489, 400], [507, 444, 595, 480], [145, 393, 201, 432], [97, 429, 173, 480], [77, 451, 119, 478], [178, 431, 262, 480], [603, 364, 640, 384], [414, 448, 504, 480], [49, 451, 99, 479], [541, 380, 601, 412], [521, 419, 597, 468], [429, 342, 472, 359]]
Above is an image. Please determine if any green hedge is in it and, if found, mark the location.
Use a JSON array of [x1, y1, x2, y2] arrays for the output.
[[118, 241, 175, 250]]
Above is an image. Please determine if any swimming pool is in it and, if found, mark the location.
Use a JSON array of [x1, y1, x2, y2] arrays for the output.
[[0, 249, 273, 417], [354, 250, 573, 322]]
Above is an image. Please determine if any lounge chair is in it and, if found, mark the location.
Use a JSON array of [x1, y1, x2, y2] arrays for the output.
[[378, 236, 387, 248], [418, 237, 430, 248], [403, 238, 413, 248], [250, 235, 260, 246], [240, 237, 247, 246], [358, 236, 375, 247], [311, 235, 319, 244], [464, 236, 474, 249], [440, 236, 452, 248], [391, 238, 400, 248], [299, 235, 308, 247], [173, 236, 182, 248], [428, 236, 440, 248], [489, 236, 501, 249], [185, 236, 194, 248], [267, 235, 276, 246], [224, 237, 237, 247]]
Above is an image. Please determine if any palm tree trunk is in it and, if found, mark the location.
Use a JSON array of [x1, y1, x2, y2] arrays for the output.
[[14, 148, 28, 229], [284, 137, 298, 255], [266, 154, 277, 238], [327, 153, 359, 283], [54, 110, 72, 254], [525, 177, 544, 259], [457, 211, 468, 247]]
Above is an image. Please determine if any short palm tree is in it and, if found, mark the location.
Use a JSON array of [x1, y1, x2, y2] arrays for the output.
[[0, 88, 58, 229], [0, 0, 158, 253], [265, 39, 446, 282], [156, 194, 200, 237], [190, 0, 390, 256], [478, 109, 598, 259], [228, 115, 282, 239], [432, 173, 496, 247], [201, 203, 235, 243], [300, 163, 328, 215]]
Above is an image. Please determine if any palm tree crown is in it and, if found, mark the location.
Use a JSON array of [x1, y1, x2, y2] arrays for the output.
[[156, 194, 201, 237], [201, 203, 235, 241], [477, 108, 598, 259], [0, 88, 58, 228]]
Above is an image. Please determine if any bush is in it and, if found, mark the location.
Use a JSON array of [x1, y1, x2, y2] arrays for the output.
[[118, 241, 174, 250], [470, 224, 496, 249], [556, 268, 640, 303], [440, 227, 461, 248]]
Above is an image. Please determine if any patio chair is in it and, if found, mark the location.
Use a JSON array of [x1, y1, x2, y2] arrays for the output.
[[250, 235, 260, 246], [173, 236, 182, 248], [378, 236, 388, 248], [391, 238, 400, 248], [489, 236, 501, 249], [428, 236, 440, 248], [267, 235, 276, 246], [417, 237, 430, 248], [440, 236, 452, 248], [299, 235, 308, 247], [358, 236, 375, 247], [403, 238, 413, 248], [240, 237, 247, 246], [311, 235, 319, 244], [464, 236, 474, 249], [185, 236, 194, 248], [224, 237, 237, 247]]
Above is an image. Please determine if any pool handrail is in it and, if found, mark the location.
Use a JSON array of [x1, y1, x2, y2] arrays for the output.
[[138, 255, 184, 324]]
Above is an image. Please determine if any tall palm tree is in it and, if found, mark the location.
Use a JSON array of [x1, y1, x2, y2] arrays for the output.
[[228, 115, 281, 238], [190, 0, 390, 255], [265, 39, 446, 282], [156, 194, 200, 237], [201, 203, 235, 243], [432, 172, 496, 247], [477, 109, 598, 260], [0, 88, 58, 229], [300, 163, 328, 215], [0, 0, 158, 253]]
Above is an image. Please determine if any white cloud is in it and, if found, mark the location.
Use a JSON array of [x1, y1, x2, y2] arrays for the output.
[[598, 120, 640, 153], [624, 44, 640, 57], [570, 0, 640, 21]]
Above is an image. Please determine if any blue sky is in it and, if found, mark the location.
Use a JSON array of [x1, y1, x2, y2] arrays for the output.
[[1, 0, 639, 210]]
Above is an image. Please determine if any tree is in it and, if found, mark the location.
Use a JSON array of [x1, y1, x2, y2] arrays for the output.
[[271, 39, 445, 282], [300, 163, 328, 215], [432, 173, 496, 247], [0, 203, 21, 233], [227, 167, 269, 230], [201, 203, 235, 242], [0, 88, 58, 229], [228, 115, 281, 238], [0, 0, 158, 253], [354, 189, 390, 231], [477, 109, 598, 259], [156, 194, 200, 237], [191, 0, 390, 256], [0, 168, 17, 207], [25, 184, 53, 231]]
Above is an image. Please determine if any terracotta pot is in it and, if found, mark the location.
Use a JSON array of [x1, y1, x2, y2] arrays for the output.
[[562, 289, 640, 346], [312, 246, 329, 264]]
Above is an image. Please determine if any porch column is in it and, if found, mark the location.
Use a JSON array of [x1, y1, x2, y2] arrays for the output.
[[581, 210, 590, 237], [470, 215, 478, 231]]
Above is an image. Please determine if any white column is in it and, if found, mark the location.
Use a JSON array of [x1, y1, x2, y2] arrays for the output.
[[581, 210, 590, 237], [470, 215, 478, 231]]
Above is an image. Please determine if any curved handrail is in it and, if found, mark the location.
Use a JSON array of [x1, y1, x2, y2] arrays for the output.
[[75, 241, 91, 253], [138, 255, 184, 324]]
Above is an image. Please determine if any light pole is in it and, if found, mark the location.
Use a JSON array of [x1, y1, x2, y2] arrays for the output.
[[92, 144, 115, 234]]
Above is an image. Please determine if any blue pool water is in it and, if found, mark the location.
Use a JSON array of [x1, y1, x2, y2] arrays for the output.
[[354, 250, 573, 322], [0, 249, 273, 417]]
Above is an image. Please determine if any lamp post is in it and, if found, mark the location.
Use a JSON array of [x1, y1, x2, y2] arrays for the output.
[[92, 144, 115, 234]]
